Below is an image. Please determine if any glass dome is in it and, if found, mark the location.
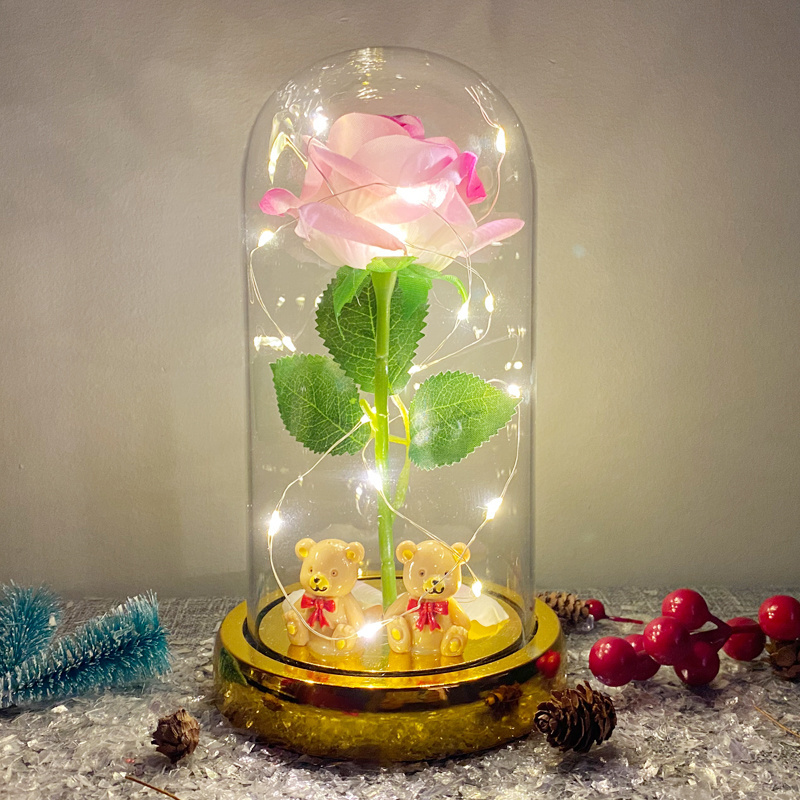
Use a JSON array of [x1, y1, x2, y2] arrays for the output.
[[243, 46, 535, 675]]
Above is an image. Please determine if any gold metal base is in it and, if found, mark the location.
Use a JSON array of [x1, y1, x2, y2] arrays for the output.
[[213, 597, 564, 762]]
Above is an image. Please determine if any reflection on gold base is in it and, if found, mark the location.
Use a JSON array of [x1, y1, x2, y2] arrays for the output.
[[213, 598, 564, 762]]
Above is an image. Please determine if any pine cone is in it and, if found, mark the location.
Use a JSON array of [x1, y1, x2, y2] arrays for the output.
[[537, 591, 591, 626], [534, 682, 616, 753], [765, 639, 800, 681], [484, 683, 523, 718], [152, 708, 200, 763]]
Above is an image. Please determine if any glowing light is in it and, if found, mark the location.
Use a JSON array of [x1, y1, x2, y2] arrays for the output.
[[281, 335, 296, 352], [485, 496, 503, 521], [495, 127, 507, 155], [355, 486, 363, 499], [253, 335, 284, 352], [513, 361, 523, 370], [358, 621, 383, 639], [312, 113, 328, 136], [396, 183, 447, 208], [257, 229, 275, 247], [472, 580, 483, 598], [484, 293, 495, 313], [408, 364, 422, 375], [277, 296, 286, 308], [267, 510, 281, 540], [368, 471, 383, 491], [457, 302, 470, 321], [507, 384, 521, 398], [375, 222, 407, 245]]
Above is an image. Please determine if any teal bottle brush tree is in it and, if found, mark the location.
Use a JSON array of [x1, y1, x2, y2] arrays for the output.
[[259, 112, 524, 609]]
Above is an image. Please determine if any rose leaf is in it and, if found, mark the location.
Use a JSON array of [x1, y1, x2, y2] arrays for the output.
[[271, 354, 370, 455], [408, 371, 519, 470], [316, 273, 428, 394]]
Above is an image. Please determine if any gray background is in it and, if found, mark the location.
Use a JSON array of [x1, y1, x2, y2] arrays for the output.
[[2, 0, 799, 596]]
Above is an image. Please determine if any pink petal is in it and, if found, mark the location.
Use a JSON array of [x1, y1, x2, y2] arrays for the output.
[[467, 218, 525, 253], [454, 151, 486, 205], [354, 135, 458, 187], [305, 142, 385, 197], [436, 183, 478, 228], [325, 113, 411, 158], [381, 114, 425, 139], [259, 187, 301, 216], [296, 202, 406, 251]]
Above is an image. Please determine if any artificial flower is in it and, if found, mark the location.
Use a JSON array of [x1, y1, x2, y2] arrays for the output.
[[260, 113, 523, 271]]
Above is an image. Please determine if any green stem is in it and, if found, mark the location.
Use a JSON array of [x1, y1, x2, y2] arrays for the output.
[[372, 270, 398, 608]]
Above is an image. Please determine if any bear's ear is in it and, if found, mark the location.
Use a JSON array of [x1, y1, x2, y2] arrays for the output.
[[451, 542, 471, 563], [396, 540, 417, 564], [345, 541, 365, 563], [295, 538, 315, 560]]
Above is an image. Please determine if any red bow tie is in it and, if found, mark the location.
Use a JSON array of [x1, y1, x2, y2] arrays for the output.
[[301, 594, 336, 628], [407, 598, 449, 631]]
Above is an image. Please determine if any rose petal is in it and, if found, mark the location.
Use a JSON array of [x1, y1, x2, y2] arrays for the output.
[[467, 217, 525, 253], [354, 135, 458, 187], [325, 113, 411, 158], [454, 151, 487, 205], [297, 202, 406, 251], [381, 114, 425, 139], [305, 142, 386, 197], [259, 187, 301, 216]]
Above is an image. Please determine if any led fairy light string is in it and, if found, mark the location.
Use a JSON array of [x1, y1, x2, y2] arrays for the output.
[[465, 85, 507, 223], [257, 261, 517, 642]]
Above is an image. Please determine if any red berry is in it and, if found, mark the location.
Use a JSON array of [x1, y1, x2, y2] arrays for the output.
[[722, 617, 766, 661], [758, 595, 800, 641], [625, 634, 661, 681], [589, 636, 636, 687], [643, 616, 691, 665], [536, 649, 561, 679], [661, 589, 710, 631], [586, 599, 644, 625], [585, 599, 607, 620], [674, 640, 720, 685]]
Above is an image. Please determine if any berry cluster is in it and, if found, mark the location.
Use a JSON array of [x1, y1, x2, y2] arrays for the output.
[[589, 590, 800, 688]]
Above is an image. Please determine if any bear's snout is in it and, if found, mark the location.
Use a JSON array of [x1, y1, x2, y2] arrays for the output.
[[310, 574, 330, 592], [423, 575, 446, 594]]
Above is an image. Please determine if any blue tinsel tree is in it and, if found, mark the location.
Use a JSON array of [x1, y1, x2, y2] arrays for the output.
[[1, 592, 170, 709], [0, 584, 61, 673]]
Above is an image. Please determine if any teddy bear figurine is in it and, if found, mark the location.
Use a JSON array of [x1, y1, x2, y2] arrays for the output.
[[384, 539, 472, 657], [284, 537, 365, 656]]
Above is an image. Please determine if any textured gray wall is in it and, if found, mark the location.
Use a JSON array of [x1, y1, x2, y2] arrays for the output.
[[1, 1, 798, 596]]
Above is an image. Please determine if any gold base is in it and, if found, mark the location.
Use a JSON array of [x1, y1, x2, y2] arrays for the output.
[[213, 598, 564, 762]]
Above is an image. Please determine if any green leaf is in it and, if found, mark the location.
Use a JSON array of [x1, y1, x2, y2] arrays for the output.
[[271, 354, 370, 455], [332, 266, 370, 319], [316, 274, 428, 394], [409, 371, 519, 470], [406, 263, 468, 304], [366, 255, 418, 273]]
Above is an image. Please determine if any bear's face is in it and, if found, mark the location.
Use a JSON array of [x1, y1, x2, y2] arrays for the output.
[[396, 540, 470, 600], [296, 538, 364, 598]]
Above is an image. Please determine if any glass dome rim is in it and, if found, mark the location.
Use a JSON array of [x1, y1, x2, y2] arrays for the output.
[[250, 44, 533, 156]]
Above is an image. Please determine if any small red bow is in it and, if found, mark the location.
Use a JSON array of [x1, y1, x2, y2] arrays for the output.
[[301, 594, 336, 628], [407, 598, 449, 631]]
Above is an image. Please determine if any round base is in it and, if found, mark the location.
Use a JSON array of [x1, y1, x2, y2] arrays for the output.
[[213, 599, 564, 762]]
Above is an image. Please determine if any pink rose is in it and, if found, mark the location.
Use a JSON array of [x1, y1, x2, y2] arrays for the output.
[[260, 113, 523, 271]]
